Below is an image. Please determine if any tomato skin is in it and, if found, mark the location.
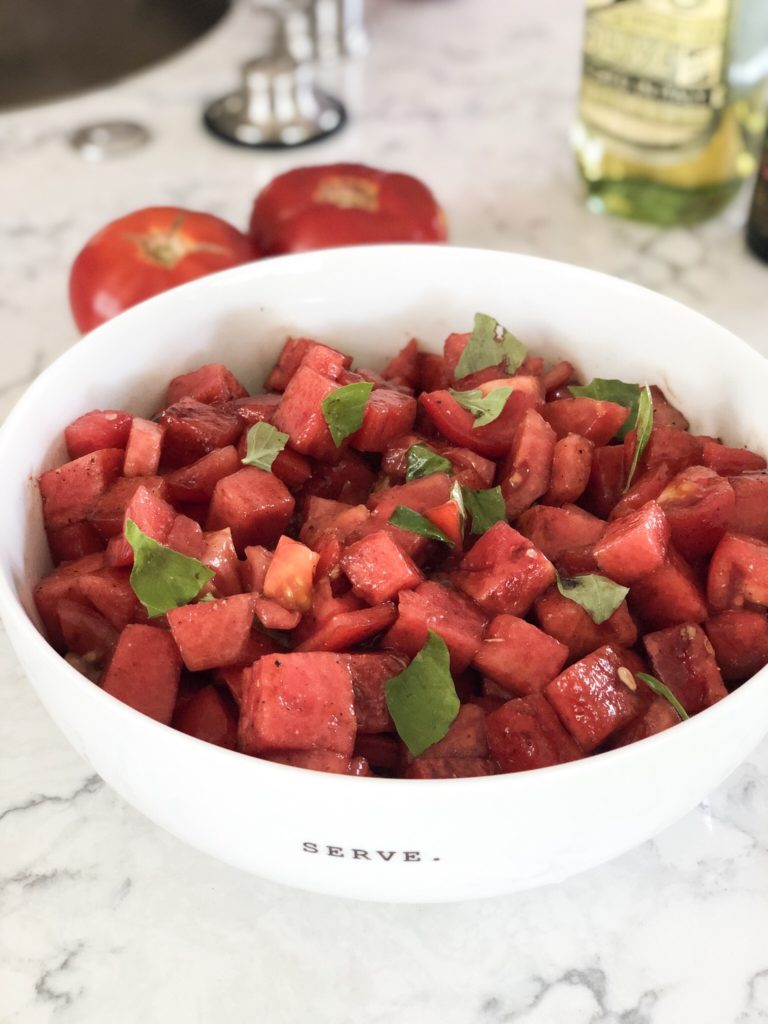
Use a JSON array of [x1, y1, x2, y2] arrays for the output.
[[69, 206, 257, 333], [248, 163, 448, 255]]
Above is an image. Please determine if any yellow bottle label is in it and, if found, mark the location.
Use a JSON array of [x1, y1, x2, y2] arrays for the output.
[[580, 0, 731, 157]]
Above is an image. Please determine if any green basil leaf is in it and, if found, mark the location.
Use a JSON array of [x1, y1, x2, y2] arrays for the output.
[[241, 421, 288, 471], [449, 386, 513, 428], [388, 506, 454, 546], [385, 631, 460, 756], [405, 443, 452, 482], [624, 384, 653, 492], [126, 519, 214, 618], [569, 378, 641, 439], [555, 573, 628, 625], [461, 485, 507, 535], [321, 381, 373, 447], [455, 312, 527, 379], [637, 672, 690, 722]]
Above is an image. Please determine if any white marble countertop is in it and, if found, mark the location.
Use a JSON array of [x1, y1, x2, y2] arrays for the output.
[[2, 1, 768, 1021]]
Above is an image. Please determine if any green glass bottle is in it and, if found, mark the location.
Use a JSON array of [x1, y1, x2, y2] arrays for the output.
[[573, 0, 766, 225]]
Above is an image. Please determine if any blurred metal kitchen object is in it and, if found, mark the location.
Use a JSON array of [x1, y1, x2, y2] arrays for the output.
[[286, 0, 368, 62], [0, 0, 230, 111], [69, 121, 152, 161], [203, 6, 345, 147]]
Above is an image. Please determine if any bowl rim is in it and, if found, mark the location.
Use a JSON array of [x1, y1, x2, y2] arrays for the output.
[[1, 243, 766, 792]]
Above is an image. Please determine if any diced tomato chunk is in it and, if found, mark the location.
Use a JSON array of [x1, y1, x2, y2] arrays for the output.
[[382, 338, 420, 388], [300, 450, 377, 505], [239, 653, 356, 756], [165, 445, 241, 503], [383, 581, 486, 672], [296, 603, 397, 652], [102, 624, 181, 725], [354, 733, 401, 774], [704, 610, 768, 683], [516, 503, 605, 565], [39, 448, 124, 530], [65, 409, 133, 459], [299, 497, 369, 552], [473, 614, 568, 696], [452, 521, 555, 617], [201, 528, 241, 597], [173, 684, 238, 749], [543, 397, 628, 446], [350, 389, 417, 453], [207, 467, 294, 552], [424, 499, 463, 549], [701, 438, 766, 475], [656, 466, 735, 559], [263, 536, 319, 612], [707, 533, 768, 612], [487, 693, 582, 772], [609, 462, 675, 521], [643, 623, 727, 714], [47, 521, 104, 564], [166, 363, 248, 406], [545, 644, 643, 752], [271, 364, 339, 461], [593, 500, 670, 584], [649, 386, 689, 431], [582, 444, 625, 519], [628, 546, 708, 629], [542, 360, 575, 395], [626, 425, 703, 478], [346, 651, 405, 733], [498, 409, 556, 518], [341, 530, 422, 605], [253, 595, 301, 631], [541, 433, 593, 506], [419, 382, 541, 459], [158, 397, 242, 468], [167, 593, 256, 671], [123, 417, 164, 477], [727, 474, 768, 541], [418, 353, 451, 393], [534, 584, 637, 662]]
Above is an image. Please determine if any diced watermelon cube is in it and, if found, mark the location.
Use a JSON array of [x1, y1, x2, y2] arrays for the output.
[[541, 433, 593, 506], [543, 397, 629, 445], [581, 444, 625, 518], [300, 450, 377, 505], [628, 546, 708, 629], [707, 533, 768, 612], [206, 467, 295, 552], [267, 750, 371, 775], [222, 392, 282, 426], [541, 360, 575, 395], [47, 521, 104, 564], [201, 528, 242, 597], [167, 593, 256, 671], [451, 521, 555, 617], [381, 338, 420, 388], [419, 383, 542, 459], [299, 497, 370, 551], [57, 598, 118, 659], [346, 651, 405, 732], [89, 475, 168, 538], [107, 484, 177, 567], [269, 448, 312, 490], [349, 389, 417, 453], [701, 439, 766, 476], [297, 343, 350, 380], [704, 610, 768, 684], [77, 566, 141, 630], [383, 581, 486, 672], [34, 552, 106, 648], [165, 445, 241, 503], [64, 409, 133, 459], [656, 466, 735, 559], [158, 397, 242, 467], [544, 644, 643, 752], [123, 417, 165, 477], [296, 603, 397, 652], [166, 363, 248, 406], [238, 652, 356, 756], [165, 515, 205, 559], [593, 500, 670, 584], [271, 364, 339, 461], [408, 704, 488, 764], [354, 733, 401, 774], [643, 623, 728, 714], [609, 697, 680, 748], [418, 353, 451, 393], [265, 338, 323, 391], [499, 409, 556, 518], [404, 757, 493, 779], [534, 584, 637, 662], [486, 693, 583, 772], [341, 530, 422, 605], [516, 503, 605, 564], [727, 474, 768, 540], [39, 448, 124, 530], [473, 614, 568, 696], [173, 684, 238, 749], [101, 624, 181, 725]]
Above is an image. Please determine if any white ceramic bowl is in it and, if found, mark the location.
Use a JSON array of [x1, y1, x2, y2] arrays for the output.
[[2, 245, 768, 904]]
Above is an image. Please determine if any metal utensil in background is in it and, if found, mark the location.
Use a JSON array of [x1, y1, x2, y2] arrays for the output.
[[286, 0, 368, 62], [203, 5, 346, 147]]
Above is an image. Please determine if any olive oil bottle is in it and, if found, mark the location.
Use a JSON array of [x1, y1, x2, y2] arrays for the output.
[[573, 0, 765, 225]]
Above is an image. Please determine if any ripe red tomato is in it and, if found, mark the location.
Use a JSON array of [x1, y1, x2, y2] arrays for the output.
[[248, 163, 448, 255], [69, 206, 257, 333]]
